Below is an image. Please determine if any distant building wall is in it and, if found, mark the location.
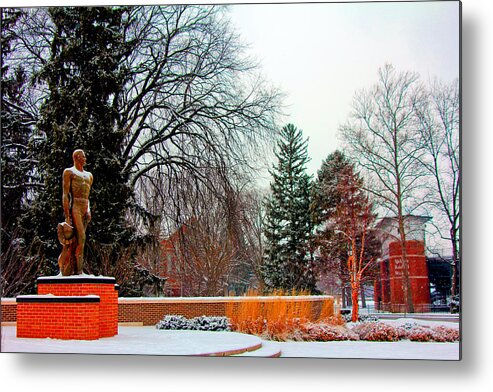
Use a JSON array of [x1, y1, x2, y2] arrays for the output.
[[387, 240, 431, 312]]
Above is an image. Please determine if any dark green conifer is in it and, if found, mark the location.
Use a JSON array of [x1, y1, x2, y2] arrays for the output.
[[262, 124, 316, 292], [22, 7, 134, 274]]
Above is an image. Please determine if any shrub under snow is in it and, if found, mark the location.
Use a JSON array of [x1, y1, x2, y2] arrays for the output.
[[430, 325, 460, 342], [156, 315, 191, 330], [298, 322, 358, 342], [342, 313, 379, 323], [351, 322, 399, 342], [156, 315, 231, 332], [190, 316, 231, 331], [155, 314, 458, 343], [406, 324, 460, 342]]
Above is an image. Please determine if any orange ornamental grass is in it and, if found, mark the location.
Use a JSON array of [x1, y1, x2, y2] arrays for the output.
[[226, 290, 335, 341]]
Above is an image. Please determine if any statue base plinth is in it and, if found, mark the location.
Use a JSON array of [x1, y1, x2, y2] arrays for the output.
[[16, 275, 119, 340]]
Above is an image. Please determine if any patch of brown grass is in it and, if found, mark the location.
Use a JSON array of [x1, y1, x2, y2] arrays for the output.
[[226, 290, 335, 341]]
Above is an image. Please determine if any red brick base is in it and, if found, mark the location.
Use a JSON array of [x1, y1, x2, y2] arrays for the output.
[[15, 275, 118, 340], [16, 296, 100, 340], [37, 276, 118, 337]]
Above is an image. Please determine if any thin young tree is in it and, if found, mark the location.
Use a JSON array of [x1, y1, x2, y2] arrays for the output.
[[331, 165, 379, 321], [340, 64, 428, 312], [312, 151, 380, 310], [311, 151, 353, 306]]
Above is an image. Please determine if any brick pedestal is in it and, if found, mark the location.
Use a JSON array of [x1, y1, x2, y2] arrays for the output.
[[16, 275, 118, 340], [37, 276, 118, 337], [16, 295, 100, 340]]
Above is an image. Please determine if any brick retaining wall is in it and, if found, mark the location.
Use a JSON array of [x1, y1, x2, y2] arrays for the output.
[[2, 295, 334, 326]]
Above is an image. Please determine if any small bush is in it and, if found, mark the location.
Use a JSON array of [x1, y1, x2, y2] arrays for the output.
[[395, 326, 409, 339], [360, 314, 380, 323], [401, 321, 420, 330], [342, 313, 379, 323], [155, 315, 231, 332], [406, 325, 459, 342], [351, 322, 399, 341], [408, 326, 435, 342], [395, 322, 419, 339], [401, 324, 459, 342], [448, 295, 460, 314], [299, 322, 358, 342], [190, 316, 231, 331], [156, 315, 191, 330], [319, 314, 346, 326], [431, 325, 460, 342]]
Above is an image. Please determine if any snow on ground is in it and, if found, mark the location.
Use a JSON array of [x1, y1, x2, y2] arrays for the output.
[[380, 317, 459, 329], [279, 317, 460, 360], [1, 326, 261, 356], [278, 340, 459, 360], [1, 317, 460, 360]]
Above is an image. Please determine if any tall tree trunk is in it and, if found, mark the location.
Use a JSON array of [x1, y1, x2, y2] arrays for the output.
[[398, 217, 414, 313], [342, 285, 352, 308], [450, 226, 459, 297], [342, 286, 347, 308], [351, 284, 360, 322], [360, 285, 367, 308]]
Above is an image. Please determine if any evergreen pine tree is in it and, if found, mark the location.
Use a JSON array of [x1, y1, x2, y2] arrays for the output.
[[1, 9, 34, 242], [262, 124, 316, 292], [311, 150, 351, 225], [21, 7, 135, 275]]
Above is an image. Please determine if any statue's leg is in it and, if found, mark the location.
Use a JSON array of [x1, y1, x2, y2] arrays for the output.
[[72, 208, 86, 275], [58, 245, 73, 276]]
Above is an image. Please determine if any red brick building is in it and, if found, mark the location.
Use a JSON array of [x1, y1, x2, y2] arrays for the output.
[[159, 224, 189, 297], [373, 216, 432, 312]]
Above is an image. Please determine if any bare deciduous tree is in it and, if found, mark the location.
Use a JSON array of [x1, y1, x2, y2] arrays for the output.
[[340, 64, 428, 313], [414, 78, 460, 296], [3, 5, 282, 291], [119, 5, 282, 197], [5, 4, 282, 228], [160, 170, 261, 296]]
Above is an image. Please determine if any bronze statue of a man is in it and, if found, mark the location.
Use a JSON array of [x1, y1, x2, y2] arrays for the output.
[[57, 149, 93, 275]]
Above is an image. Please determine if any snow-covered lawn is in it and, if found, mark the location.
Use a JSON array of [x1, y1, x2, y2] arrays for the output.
[[1, 317, 460, 360], [280, 318, 460, 360], [278, 340, 459, 360], [1, 326, 262, 357]]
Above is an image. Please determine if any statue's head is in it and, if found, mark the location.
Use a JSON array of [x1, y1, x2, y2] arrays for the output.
[[73, 149, 87, 167]]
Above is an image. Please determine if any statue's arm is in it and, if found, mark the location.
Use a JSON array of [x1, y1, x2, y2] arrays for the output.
[[62, 169, 72, 224], [86, 172, 93, 221]]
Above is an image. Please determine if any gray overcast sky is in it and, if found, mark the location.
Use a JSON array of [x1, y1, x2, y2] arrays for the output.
[[226, 1, 460, 177], [6, 0, 460, 180]]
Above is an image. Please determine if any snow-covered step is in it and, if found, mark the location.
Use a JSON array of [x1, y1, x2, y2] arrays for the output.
[[233, 340, 282, 358]]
